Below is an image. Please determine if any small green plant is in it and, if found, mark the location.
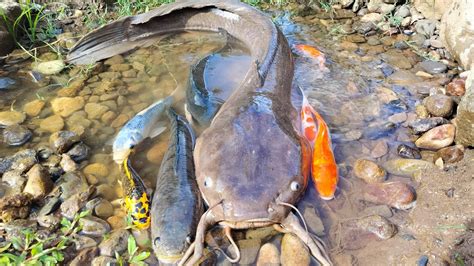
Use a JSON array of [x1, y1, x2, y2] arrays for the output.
[[84, 2, 110, 29], [115, 235, 150, 266], [0, 0, 47, 45], [60, 210, 91, 235], [319, 0, 336, 13], [115, 0, 175, 17], [453, 253, 466, 266], [0, 229, 68, 265]]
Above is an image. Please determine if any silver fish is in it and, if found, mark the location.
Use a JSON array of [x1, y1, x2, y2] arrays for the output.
[[112, 96, 172, 164]]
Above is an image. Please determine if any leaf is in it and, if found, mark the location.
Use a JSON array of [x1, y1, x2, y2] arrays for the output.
[[55, 237, 69, 250], [115, 251, 124, 266], [78, 209, 91, 219], [51, 250, 64, 261], [40, 255, 58, 264], [10, 237, 23, 251], [0, 243, 11, 253], [132, 251, 150, 262], [127, 235, 137, 257], [30, 243, 43, 256], [0, 253, 18, 263], [60, 217, 72, 229]]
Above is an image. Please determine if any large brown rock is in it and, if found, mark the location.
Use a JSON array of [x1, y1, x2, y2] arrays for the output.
[[440, 0, 474, 70], [413, 0, 452, 20], [455, 72, 474, 146], [0, 2, 21, 56]]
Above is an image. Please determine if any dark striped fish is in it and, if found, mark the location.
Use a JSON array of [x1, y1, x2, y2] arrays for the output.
[[151, 108, 203, 264]]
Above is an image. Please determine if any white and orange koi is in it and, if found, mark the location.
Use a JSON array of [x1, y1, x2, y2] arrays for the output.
[[294, 44, 329, 72], [300, 93, 338, 200]]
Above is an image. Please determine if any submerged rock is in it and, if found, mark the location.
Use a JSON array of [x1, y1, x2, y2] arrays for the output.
[[3, 125, 32, 146], [83, 163, 109, 179], [353, 159, 386, 183], [69, 247, 99, 266], [79, 216, 111, 237], [0, 193, 32, 222], [60, 154, 78, 172], [257, 243, 280, 266], [0, 111, 26, 127], [397, 144, 422, 159], [303, 206, 325, 236], [363, 181, 417, 210], [72, 234, 98, 251], [23, 164, 53, 200], [364, 122, 396, 140], [60, 188, 93, 219], [409, 117, 449, 134], [383, 158, 433, 177], [49, 131, 80, 153], [0, 77, 15, 90], [33, 60, 65, 75], [99, 229, 130, 257], [94, 200, 114, 219], [340, 215, 397, 250], [23, 99, 45, 117], [51, 97, 85, 117], [91, 256, 117, 266], [40, 115, 64, 132], [281, 233, 310, 266], [6, 149, 37, 174], [423, 94, 454, 117], [58, 172, 89, 200], [419, 60, 447, 74], [415, 124, 455, 150], [2, 170, 26, 192], [66, 142, 90, 162], [355, 215, 397, 239]]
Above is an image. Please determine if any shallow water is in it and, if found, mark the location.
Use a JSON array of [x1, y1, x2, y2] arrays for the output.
[[0, 10, 428, 265]]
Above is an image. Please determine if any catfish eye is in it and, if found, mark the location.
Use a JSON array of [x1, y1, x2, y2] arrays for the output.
[[204, 177, 213, 188], [290, 181, 300, 191], [186, 235, 193, 244]]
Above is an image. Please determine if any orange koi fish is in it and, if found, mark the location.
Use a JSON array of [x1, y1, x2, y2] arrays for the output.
[[294, 44, 329, 72], [300, 94, 338, 200]]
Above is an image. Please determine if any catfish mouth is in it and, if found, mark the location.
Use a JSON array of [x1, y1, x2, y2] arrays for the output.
[[156, 254, 184, 265]]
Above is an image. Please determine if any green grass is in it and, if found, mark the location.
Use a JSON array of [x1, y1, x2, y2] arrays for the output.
[[0, 1, 63, 49], [242, 0, 287, 7], [115, 0, 175, 17], [0, 0, 45, 44], [0, 210, 90, 265]]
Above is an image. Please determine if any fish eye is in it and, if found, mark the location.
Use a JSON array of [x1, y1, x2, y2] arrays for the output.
[[290, 181, 300, 191], [154, 237, 161, 246], [186, 235, 193, 244]]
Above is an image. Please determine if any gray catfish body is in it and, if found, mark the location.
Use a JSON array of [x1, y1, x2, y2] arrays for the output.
[[151, 108, 202, 264], [186, 52, 225, 126]]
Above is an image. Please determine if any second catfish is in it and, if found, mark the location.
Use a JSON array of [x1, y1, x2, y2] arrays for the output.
[[151, 108, 204, 264]]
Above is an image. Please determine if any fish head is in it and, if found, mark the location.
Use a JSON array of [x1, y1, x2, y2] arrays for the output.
[[112, 130, 143, 163], [152, 221, 193, 264]]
